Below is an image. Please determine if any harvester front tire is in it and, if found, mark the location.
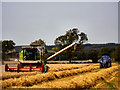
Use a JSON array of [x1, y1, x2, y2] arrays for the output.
[[5, 64, 8, 71], [44, 65, 49, 73]]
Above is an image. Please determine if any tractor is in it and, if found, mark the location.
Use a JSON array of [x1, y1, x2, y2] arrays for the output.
[[100, 55, 112, 68]]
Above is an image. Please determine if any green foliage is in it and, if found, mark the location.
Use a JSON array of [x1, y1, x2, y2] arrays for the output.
[[99, 48, 110, 56], [30, 39, 46, 46], [98, 47, 115, 57], [111, 45, 120, 61], [2, 40, 16, 62], [55, 28, 88, 46], [47, 43, 118, 61], [2, 40, 15, 52], [88, 50, 98, 63], [54, 28, 88, 62]]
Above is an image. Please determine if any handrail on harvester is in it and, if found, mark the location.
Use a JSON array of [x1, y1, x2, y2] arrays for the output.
[[47, 42, 76, 60]]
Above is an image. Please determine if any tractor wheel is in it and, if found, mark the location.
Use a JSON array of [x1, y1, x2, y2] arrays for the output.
[[100, 63, 103, 68], [108, 62, 112, 67], [103, 62, 106, 68], [106, 62, 108, 68], [109, 62, 112, 67]]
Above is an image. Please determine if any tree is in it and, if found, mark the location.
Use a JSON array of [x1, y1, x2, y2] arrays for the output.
[[30, 39, 48, 60], [111, 45, 120, 61], [2, 40, 16, 62], [30, 39, 46, 46], [2, 40, 15, 52], [54, 28, 88, 63], [98, 47, 114, 57], [88, 50, 98, 63]]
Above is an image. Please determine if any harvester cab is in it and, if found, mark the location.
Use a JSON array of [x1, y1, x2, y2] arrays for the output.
[[18, 46, 47, 71], [20, 46, 45, 61]]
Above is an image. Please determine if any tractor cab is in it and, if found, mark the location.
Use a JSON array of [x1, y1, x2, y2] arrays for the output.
[[100, 55, 112, 68]]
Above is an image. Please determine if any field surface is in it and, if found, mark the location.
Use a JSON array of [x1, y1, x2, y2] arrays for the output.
[[1, 61, 119, 89]]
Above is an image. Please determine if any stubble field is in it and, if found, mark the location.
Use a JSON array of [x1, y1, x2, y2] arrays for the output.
[[1, 61, 119, 89]]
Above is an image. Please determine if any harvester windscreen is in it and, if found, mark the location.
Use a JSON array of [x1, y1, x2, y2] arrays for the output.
[[23, 48, 37, 60]]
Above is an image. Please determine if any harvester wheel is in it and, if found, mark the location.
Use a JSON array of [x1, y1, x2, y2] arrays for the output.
[[44, 65, 49, 73], [5, 64, 8, 71], [19, 63, 24, 68], [41, 64, 44, 73]]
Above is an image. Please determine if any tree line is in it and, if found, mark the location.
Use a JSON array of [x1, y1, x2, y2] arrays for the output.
[[1, 28, 120, 63]]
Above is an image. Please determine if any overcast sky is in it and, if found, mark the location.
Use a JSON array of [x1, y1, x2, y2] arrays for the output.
[[2, 2, 118, 45]]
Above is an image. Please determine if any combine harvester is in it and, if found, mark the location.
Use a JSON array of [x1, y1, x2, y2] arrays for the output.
[[5, 42, 76, 73]]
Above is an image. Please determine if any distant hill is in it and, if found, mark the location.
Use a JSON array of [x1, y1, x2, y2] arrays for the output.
[[15, 43, 119, 53], [83, 43, 119, 53]]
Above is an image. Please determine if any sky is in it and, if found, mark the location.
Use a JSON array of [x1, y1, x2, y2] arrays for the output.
[[2, 2, 118, 45], [118, 2, 120, 43]]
